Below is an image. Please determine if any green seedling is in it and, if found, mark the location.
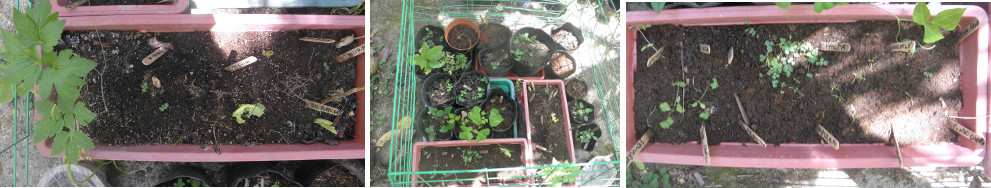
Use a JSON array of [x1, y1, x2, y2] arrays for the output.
[[413, 44, 468, 75], [159, 103, 169, 112], [923, 72, 933, 78], [578, 129, 597, 144], [761, 38, 827, 88], [500, 146, 512, 158], [459, 106, 501, 142], [912, 3, 966, 43], [851, 73, 865, 84], [314, 118, 337, 134], [651, 2, 665, 13], [905, 92, 915, 105], [141, 83, 149, 93], [832, 94, 845, 102], [640, 43, 654, 52], [745, 27, 757, 36], [232, 103, 265, 124], [461, 150, 482, 166], [830, 85, 839, 91], [551, 112, 559, 123], [538, 159, 582, 187], [323, 62, 329, 70], [570, 101, 593, 122], [261, 50, 274, 58], [776, 2, 849, 13]]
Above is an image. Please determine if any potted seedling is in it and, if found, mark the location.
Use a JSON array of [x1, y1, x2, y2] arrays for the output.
[[453, 70, 490, 108], [417, 106, 458, 141], [477, 22, 513, 50], [545, 50, 576, 79], [458, 106, 504, 142], [444, 18, 481, 51], [565, 79, 588, 99], [510, 27, 564, 77], [413, 43, 471, 77], [574, 124, 601, 151], [154, 166, 211, 187], [483, 88, 517, 135], [419, 73, 456, 108], [478, 43, 514, 77], [568, 99, 595, 125], [415, 25, 445, 52], [551, 22, 584, 50]]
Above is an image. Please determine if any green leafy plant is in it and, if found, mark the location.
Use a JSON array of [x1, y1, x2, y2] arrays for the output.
[[461, 150, 482, 166], [658, 81, 688, 129], [173, 177, 207, 187], [551, 112, 559, 123], [775, 2, 848, 13], [640, 43, 654, 52], [578, 130, 596, 144], [499, 146, 512, 158], [458, 106, 501, 142], [513, 32, 537, 45], [745, 27, 757, 36], [141, 83, 149, 93], [650, 2, 666, 14], [322, 62, 329, 70], [569, 101, 593, 122], [537, 159, 582, 187], [159, 103, 169, 111], [759, 38, 828, 88], [912, 3, 966, 43], [232, 103, 265, 124], [314, 118, 337, 134], [413, 44, 444, 74], [1, 0, 99, 165]]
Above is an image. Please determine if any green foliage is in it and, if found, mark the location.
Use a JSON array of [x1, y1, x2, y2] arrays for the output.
[[513, 32, 537, 45], [314, 118, 336, 134], [34, 98, 96, 165], [659, 116, 673, 129], [141, 83, 149, 93], [461, 150, 482, 166], [745, 27, 757, 36], [761, 38, 827, 88], [570, 101, 593, 121], [710, 78, 719, 89], [578, 130, 596, 144], [551, 112, 559, 123], [776, 2, 848, 13], [913, 3, 966, 43], [500, 146, 512, 158], [698, 111, 710, 120], [923, 72, 933, 78], [640, 43, 654, 52], [322, 62, 329, 70], [651, 2, 666, 14], [538, 160, 582, 186], [159, 103, 169, 112], [173, 177, 207, 187], [459, 106, 498, 142], [413, 44, 444, 74], [232, 103, 265, 124]]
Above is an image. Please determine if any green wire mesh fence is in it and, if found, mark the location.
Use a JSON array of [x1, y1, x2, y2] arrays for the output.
[[386, 0, 621, 186], [2, 2, 34, 187]]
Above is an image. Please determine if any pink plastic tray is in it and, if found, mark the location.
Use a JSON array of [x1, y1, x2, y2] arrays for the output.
[[37, 14, 366, 161], [51, 0, 189, 17], [521, 79, 576, 164], [410, 138, 533, 187], [626, 4, 989, 168]]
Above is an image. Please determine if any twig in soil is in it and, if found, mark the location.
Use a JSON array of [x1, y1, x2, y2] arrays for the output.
[[890, 126, 903, 167], [270, 130, 290, 144], [67, 0, 90, 9], [299, 37, 337, 44], [816, 124, 840, 150], [320, 87, 365, 104], [701, 124, 710, 164], [945, 119, 986, 146], [737, 120, 766, 148], [733, 93, 750, 125]]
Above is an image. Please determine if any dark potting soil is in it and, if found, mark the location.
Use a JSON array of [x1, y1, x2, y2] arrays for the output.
[[478, 24, 511, 50], [552, 30, 579, 50], [311, 165, 362, 187], [55, 30, 359, 146], [565, 80, 587, 99], [455, 74, 487, 106], [483, 94, 514, 131], [633, 21, 962, 145], [77, 0, 170, 6], [235, 172, 296, 187], [481, 48, 511, 69], [448, 25, 478, 50], [549, 52, 574, 77], [516, 40, 550, 67], [426, 77, 454, 106], [418, 144, 525, 186], [527, 85, 572, 165]]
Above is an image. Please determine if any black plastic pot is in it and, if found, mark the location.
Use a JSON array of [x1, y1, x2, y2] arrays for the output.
[[483, 88, 518, 133], [545, 50, 576, 79], [414, 47, 473, 79], [230, 162, 302, 187], [415, 25, 445, 52], [573, 124, 602, 152], [453, 70, 490, 108], [478, 43, 514, 77], [510, 27, 564, 77], [154, 166, 211, 187], [296, 161, 364, 187], [551, 23, 584, 51], [420, 73, 456, 108], [568, 98, 596, 125], [565, 79, 588, 100], [416, 107, 455, 141], [477, 22, 513, 50]]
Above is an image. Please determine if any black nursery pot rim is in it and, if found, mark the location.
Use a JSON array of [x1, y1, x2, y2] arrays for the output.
[[575, 123, 601, 152], [421, 73, 457, 108], [478, 44, 515, 77], [552, 22, 585, 50], [484, 88, 518, 132], [510, 27, 564, 77], [478, 22, 513, 49], [416, 108, 454, 141], [453, 70, 490, 108], [546, 50, 577, 79]]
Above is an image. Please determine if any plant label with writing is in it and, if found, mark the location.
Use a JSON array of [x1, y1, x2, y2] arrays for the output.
[[225, 56, 258, 72], [818, 43, 850, 52], [888, 41, 916, 52], [957, 19, 980, 45], [142, 47, 167, 65], [337, 44, 365, 63]]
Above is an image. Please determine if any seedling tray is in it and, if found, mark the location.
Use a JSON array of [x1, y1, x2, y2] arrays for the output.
[[36, 14, 366, 161], [626, 4, 989, 168]]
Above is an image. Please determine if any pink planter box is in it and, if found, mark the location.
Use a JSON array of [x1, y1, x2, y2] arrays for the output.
[[51, 0, 189, 17], [410, 138, 533, 187], [521, 79, 576, 164], [36, 14, 366, 161], [626, 4, 989, 168]]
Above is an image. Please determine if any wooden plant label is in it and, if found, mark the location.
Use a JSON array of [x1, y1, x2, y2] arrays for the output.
[[946, 119, 986, 146], [701, 124, 710, 164], [304, 99, 340, 115], [337, 44, 365, 63], [625, 131, 653, 167], [299, 37, 336, 44], [816, 124, 840, 150], [888, 41, 915, 52], [958, 19, 981, 44], [738, 121, 766, 148], [142, 47, 168, 65], [699, 44, 711, 54], [890, 127, 903, 168], [818, 43, 850, 52], [646, 45, 665, 68], [225, 56, 258, 72]]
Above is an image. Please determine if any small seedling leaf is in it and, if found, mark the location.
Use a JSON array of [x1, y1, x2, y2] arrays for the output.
[[314, 118, 337, 134], [673, 81, 686, 88], [659, 102, 671, 112], [489, 109, 504, 127], [675, 103, 685, 113], [699, 111, 710, 120], [710, 78, 719, 89], [659, 116, 673, 129]]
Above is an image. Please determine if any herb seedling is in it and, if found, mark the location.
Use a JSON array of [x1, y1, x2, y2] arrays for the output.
[[578, 130, 597, 144], [232, 103, 265, 124], [745, 28, 757, 36], [461, 150, 482, 166], [314, 118, 337, 134], [551, 112, 559, 123], [261, 50, 274, 58], [413, 44, 468, 75], [500, 146, 512, 158], [159, 103, 169, 111], [537, 159, 582, 187], [322, 62, 329, 70], [640, 43, 654, 52], [459, 106, 502, 142], [923, 72, 933, 78], [570, 101, 593, 122], [851, 73, 865, 84], [141, 83, 149, 93]]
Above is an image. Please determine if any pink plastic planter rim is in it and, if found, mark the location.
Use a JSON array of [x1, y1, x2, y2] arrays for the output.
[[51, 0, 189, 17], [521, 79, 577, 164], [409, 138, 533, 187], [625, 4, 989, 168], [36, 14, 366, 161]]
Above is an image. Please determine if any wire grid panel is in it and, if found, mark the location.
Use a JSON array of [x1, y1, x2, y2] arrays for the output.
[[387, 0, 621, 186]]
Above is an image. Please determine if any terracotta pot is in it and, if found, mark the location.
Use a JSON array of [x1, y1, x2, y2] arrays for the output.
[[444, 18, 481, 51]]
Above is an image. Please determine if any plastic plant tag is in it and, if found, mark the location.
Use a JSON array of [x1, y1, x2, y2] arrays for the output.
[[818, 43, 850, 52], [699, 44, 710, 54], [299, 37, 336, 44], [142, 47, 168, 65], [337, 44, 365, 63], [225, 56, 258, 72], [304, 99, 340, 115], [888, 41, 916, 52]]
